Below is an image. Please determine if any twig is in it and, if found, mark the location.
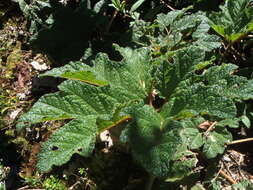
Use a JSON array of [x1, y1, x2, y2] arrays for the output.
[[221, 160, 234, 181], [214, 167, 223, 181], [227, 137, 253, 145], [159, 0, 175, 11], [106, 10, 118, 33], [204, 121, 217, 136], [17, 186, 29, 190], [219, 170, 237, 184], [69, 181, 81, 190], [17, 187, 45, 190]]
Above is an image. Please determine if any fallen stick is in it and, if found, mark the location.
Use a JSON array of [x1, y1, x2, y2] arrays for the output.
[[219, 170, 237, 184], [227, 137, 253, 145]]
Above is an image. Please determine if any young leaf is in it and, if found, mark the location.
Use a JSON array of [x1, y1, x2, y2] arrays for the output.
[[203, 126, 232, 158], [127, 105, 182, 177], [165, 145, 198, 182], [131, 10, 221, 53], [180, 118, 205, 150], [156, 10, 184, 31]]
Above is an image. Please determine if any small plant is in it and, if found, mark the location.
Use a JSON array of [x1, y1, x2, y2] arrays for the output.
[[0, 161, 9, 190], [23, 175, 42, 188], [42, 175, 66, 190]]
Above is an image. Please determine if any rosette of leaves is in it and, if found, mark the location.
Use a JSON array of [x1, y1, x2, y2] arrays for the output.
[[208, 0, 253, 43], [130, 8, 221, 54], [17, 44, 253, 181]]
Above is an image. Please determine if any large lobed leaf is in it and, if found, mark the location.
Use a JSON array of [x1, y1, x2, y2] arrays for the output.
[[157, 47, 237, 120], [43, 46, 153, 97], [17, 47, 153, 172]]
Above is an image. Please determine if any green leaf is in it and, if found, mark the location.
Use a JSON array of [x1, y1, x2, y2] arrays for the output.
[[180, 118, 205, 149], [17, 47, 153, 172], [192, 34, 221, 52], [218, 118, 239, 128], [156, 10, 184, 31], [37, 118, 97, 172], [165, 145, 198, 182], [43, 46, 152, 97], [165, 157, 197, 182], [132, 10, 221, 53], [191, 184, 205, 190], [232, 179, 253, 190], [17, 82, 116, 130], [161, 84, 236, 119], [241, 115, 251, 128], [157, 46, 205, 98], [127, 105, 182, 177], [60, 71, 108, 86], [211, 181, 222, 190], [41, 62, 109, 86], [41, 61, 89, 78], [130, 0, 145, 12], [203, 126, 232, 158], [209, 0, 253, 43], [204, 64, 253, 101]]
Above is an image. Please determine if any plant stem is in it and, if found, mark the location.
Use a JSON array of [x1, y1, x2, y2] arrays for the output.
[[227, 137, 253, 145], [159, 0, 175, 11], [145, 174, 155, 190]]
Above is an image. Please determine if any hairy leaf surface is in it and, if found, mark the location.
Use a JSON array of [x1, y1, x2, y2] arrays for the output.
[[43, 46, 152, 97], [37, 118, 97, 172], [17, 47, 153, 172], [204, 64, 253, 100], [127, 105, 182, 177], [156, 47, 205, 98]]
